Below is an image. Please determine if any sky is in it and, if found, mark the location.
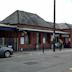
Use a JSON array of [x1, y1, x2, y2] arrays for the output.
[[0, 0, 72, 24]]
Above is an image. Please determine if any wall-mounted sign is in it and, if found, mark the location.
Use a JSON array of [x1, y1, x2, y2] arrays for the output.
[[20, 37, 24, 44], [55, 34, 59, 37], [43, 37, 45, 44], [61, 35, 69, 37]]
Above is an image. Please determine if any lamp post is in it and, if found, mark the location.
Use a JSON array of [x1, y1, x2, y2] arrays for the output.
[[53, 0, 56, 52]]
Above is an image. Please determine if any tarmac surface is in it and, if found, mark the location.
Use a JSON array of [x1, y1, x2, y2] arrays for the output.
[[0, 49, 72, 72]]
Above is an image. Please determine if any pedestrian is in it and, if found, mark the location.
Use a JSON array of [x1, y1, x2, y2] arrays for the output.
[[42, 44, 44, 53], [59, 39, 63, 51]]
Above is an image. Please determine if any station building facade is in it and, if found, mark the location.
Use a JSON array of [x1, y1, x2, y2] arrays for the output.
[[0, 10, 71, 51]]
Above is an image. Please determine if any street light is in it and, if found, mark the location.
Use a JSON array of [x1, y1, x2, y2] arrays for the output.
[[53, 0, 56, 52]]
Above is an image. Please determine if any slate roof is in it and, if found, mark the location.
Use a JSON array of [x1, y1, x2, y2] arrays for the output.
[[46, 22, 64, 29], [1, 10, 72, 30], [65, 23, 72, 29], [52, 23, 69, 29], [46, 22, 54, 28], [46, 22, 72, 29], [0, 10, 52, 28], [1, 11, 18, 24]]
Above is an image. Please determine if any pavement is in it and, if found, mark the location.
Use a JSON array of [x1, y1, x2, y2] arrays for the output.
[[14, 48, 72, 56], [1, 48, 72, 72]]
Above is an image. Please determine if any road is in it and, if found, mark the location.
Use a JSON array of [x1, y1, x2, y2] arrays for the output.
[[0, 49, 72, 72]]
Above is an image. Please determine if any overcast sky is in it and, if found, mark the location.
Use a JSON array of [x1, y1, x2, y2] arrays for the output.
[[0, 0, 72, 24]]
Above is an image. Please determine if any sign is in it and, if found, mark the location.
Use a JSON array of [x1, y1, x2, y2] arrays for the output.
[[61, 35, 69, 37], [43, 37, 45, 44], [55, 34, 59, 37], [51, 34, 55, 41], [20, 37, 24, 44]]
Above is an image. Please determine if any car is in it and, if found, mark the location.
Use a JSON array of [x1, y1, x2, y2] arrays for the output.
[[0, 47, 13, 58]]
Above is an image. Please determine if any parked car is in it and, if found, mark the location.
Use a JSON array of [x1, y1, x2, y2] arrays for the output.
[[0, 47, 13, 58]]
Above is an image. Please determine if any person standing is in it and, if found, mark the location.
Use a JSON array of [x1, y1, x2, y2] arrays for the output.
[[59, 39, 63, 51]]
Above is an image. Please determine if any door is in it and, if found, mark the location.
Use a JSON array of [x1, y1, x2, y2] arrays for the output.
[[4, 38, 17, 51]]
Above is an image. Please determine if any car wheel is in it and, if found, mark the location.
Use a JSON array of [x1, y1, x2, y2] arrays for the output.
[[4, 51, 10, 58]]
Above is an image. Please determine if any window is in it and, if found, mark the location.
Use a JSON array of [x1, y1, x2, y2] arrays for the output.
[[25, 35, 28, 44], [43, 33, 47, 43], [65, 38, 69, 43], [39, 33, 41, 44], [20, 31, 31, 44], [27, 32, 30, 44]]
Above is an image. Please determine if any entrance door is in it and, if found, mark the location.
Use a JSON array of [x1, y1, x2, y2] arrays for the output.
[[4, 38, 17, 51], [0, 37, 17, 51]]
